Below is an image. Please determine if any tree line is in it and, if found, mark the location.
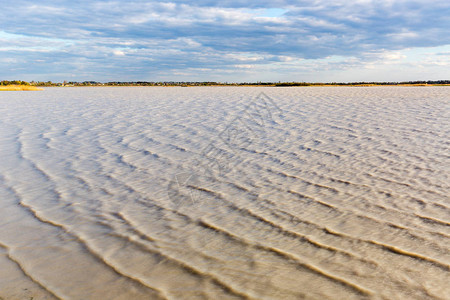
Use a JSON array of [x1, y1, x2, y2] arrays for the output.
[[1, 80, 449, 87]]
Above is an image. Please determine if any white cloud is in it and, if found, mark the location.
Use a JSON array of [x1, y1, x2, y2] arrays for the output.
[[113, 50, 126, 56], [0, 0, 449, 81]]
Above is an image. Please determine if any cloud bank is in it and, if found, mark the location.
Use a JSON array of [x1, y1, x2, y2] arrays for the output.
[[1, 0, 449, 81]]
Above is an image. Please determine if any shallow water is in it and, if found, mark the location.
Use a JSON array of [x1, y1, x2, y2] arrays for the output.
[[0, 86, 448, 299]]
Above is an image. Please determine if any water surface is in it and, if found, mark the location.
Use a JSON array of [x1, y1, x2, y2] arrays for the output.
[[0, 87, 448, 299]]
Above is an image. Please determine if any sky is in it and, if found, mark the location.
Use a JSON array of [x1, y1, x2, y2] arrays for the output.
[[1, 0, 449, 82]]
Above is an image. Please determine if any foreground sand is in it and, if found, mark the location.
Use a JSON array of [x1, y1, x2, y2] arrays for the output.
[[0, 85, 43, 91], [0, 87, 448, 299]]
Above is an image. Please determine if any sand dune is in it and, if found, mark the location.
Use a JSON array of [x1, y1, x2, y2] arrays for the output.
[[0, 86, 448, 299]]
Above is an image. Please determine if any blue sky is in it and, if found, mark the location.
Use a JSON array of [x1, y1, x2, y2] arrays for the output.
[[1, 0, 449, 82]]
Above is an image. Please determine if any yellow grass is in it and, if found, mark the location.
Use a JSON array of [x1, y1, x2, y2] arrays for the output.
[[0, 85, 43, 91]]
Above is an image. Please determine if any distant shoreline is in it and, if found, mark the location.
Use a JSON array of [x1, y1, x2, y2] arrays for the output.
[[1, 84, 449, 90], [1, 80, 449, 88], [49, 83, 450, 87]]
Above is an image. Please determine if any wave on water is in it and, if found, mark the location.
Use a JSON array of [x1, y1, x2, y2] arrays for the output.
[[0, 86, 448, 299]]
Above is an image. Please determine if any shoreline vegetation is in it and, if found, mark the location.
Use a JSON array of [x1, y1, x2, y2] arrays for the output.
[[0, 84, 43, 91], [1, 80, 449, 88]]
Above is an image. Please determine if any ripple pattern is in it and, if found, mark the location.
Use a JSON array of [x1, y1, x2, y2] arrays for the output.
[[0, 86, 449, 299]]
